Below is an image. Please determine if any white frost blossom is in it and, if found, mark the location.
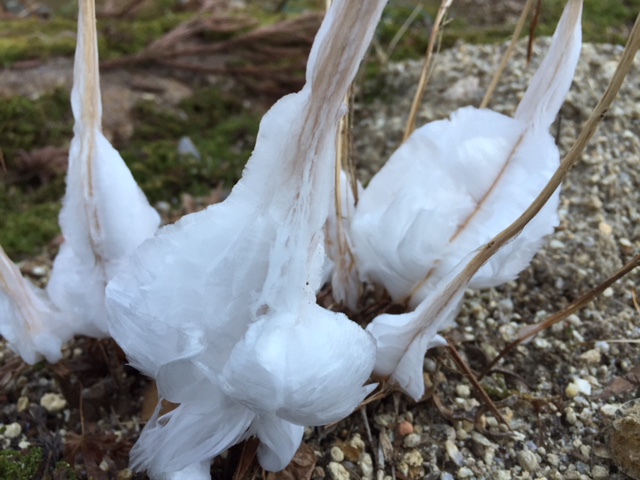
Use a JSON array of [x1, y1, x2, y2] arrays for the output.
[[0, 0, 159, 364], [105, 1, 386, 478], [359, 0, 584, 400]]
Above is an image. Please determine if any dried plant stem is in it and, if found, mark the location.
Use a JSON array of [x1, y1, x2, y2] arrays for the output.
[[446, 337, 512, 429], [403, 0, 453, 141], [334, 98, 354, 267], [463, 8, 640, 281], [386, 4, 423, 60], [480, 0, 536, 109], [480, 253, 640, 379]]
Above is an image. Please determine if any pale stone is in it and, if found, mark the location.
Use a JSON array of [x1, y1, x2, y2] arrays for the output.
[[330, 446, 345, 463], [40, 393, 67, 413], [4, 422, 21, 439], [579, 349, 601, 364], [517, 449, 539, 472], [328, 462, 349, 480]]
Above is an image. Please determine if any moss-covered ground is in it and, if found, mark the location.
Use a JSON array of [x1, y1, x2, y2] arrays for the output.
[[0, 0, 638, 259]]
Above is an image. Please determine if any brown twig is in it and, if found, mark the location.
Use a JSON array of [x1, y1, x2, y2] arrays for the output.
[[480, 253, 640, 379], [480, 0, 536, 109], [446, 337, 512, 430], [526, 0, 543, 65], [403, 0, 453, 141]]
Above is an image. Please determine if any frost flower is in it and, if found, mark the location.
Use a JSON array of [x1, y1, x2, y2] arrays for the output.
[[355, 0, 583, 399], [0, 0, 159, 363], [105, 1, 386, 478]]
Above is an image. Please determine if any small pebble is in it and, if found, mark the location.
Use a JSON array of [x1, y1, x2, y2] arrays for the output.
[[494, 470, 511, 480], [517, 449, 539, 472], [374, 413, 394, 428], [327, 462, 349, 480], [16, 396, 29, 413], [446, 439, 463, 466], [402, 449, 423, 467], [40, 393, 67, 413], [601, 404, 619, 416], [397, 420, 413, 436], [579, 348, 601, 364], [349, 433, 366, 451], [330, 446, 344, 463], [598, 222, 612, 235], [457, 467, 473, 478], [547, 453, 560, 467], [359, 453, 374, 480], [116, 469, 134, 480], [31, 265, 47, 277], [549, 239, 565, 249], [591, 465, 609, 480], [4, 422, 21, 439], [566, 407, 578, 425], [403, 433, 421, 448], [455, 384, 471, 398], [566, 378, 591, 398]]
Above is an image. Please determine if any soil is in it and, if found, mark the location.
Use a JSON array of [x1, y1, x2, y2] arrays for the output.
[[1, 5, 640, 480]]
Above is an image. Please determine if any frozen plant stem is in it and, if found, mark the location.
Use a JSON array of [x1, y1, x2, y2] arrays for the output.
[[0, 0, 158, 364], [106, 0, 386, 477]]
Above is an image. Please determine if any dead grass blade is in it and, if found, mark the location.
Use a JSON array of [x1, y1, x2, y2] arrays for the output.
[[526, 0, 543, 65], [480, 0, 536, 109], [403, 0, 453, 141], [480, 253, 640, 379], [101, 12, 321, 99], [446, 337, 512, 430], [385, 4, 423, 61], [597, 363, 640, 400]]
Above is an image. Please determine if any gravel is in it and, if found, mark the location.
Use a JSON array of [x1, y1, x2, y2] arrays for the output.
[[1, 37, 639, 479]]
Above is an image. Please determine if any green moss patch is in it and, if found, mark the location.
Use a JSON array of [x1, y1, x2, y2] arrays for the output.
[[123, 87, 260, 202], [0, 448, 75, 480]]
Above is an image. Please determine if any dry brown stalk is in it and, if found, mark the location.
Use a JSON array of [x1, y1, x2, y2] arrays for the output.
[[402, 0, 453, 141], [480, 0, 536, 109], [480, 253, 640, 380]]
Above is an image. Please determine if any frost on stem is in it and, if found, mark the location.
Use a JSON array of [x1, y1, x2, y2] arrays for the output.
[[105, 0, 386, 478], [358, 0, 583, 400], [0, 0, 159, 364]]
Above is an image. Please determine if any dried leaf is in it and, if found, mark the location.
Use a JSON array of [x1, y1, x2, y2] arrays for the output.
[[265, 443, 316, 480], [598, 364, 640, 400]]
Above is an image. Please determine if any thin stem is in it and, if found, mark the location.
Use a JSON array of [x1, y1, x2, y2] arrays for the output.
[[403, 0, 453, 141], [480, 0, 536, 109], [480, 253, 640, 379]]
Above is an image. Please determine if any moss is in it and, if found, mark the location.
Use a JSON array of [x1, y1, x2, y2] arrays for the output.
[[122, 87, 260, 202], [0, 448, 76, 480], [0, 17, 77, 65], [98, 13, 192, 59], [0, 198, 61, 259], [542, 0, 640, 44], [0, 90, 70, 259], [0, 179, 63, 259], [0, 12, 191, 65], [0, 89, 72, 159], [0, 448, 43, 480]]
